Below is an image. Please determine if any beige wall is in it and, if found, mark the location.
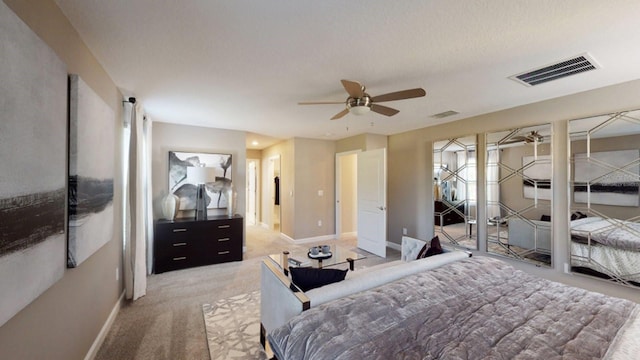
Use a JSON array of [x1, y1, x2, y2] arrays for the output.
[[336, 134, 367, 153], [151, 122, 246, 224], [336, 133, 388, 153], [261, 138, 337, 240], [365, 133, 388, 150], [0, 1, 124, 359], [339, 154, 357, 234], [246, 149, 262, 159], [262, 140, 294, 237], [388, 79, 640, 303], [293, 138, 337, 239]]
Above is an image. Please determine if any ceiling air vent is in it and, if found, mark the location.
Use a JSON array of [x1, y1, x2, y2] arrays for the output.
[[509, 53, 599, 87], [431, 110, 459, 119]]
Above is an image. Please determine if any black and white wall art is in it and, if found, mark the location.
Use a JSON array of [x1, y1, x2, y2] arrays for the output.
[[574, 150, 640, 207], [67, 75, 115, 268], [168, 151, 232, 210], [0, 2, 67, 327], [522, 155, 552, 200]]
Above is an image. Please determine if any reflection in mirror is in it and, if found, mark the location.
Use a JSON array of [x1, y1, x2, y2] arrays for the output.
[[433, 135, 477, 249], [569, 109, 640, 287], [486, 124, 552, 266]]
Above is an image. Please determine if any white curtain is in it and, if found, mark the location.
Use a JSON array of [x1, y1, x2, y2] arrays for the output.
[[123, 101, 152, 300], [487, 149, 501, 219]]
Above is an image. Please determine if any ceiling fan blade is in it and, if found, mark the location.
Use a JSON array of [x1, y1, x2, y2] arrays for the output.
[[371, 88, 426, 102], [371, 104, 399, 117], [298, 101, 345, 105], [341, 80, 365, 98], [330, 108, 350, 120]]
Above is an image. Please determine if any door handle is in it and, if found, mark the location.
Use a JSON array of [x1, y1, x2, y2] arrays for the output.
[[378, 206, 386, 211]]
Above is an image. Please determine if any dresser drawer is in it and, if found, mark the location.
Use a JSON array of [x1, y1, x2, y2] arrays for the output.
[[211, 218, 242, 238], [213, 235, 236, 250], [155, 239, 195, 260], [213, 248, 243, 263]]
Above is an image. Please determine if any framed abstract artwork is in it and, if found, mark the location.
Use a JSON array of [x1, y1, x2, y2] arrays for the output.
[[168, 151, 233, 210], [522, 155, 552, 201], [0, 1, 67, 326], [67, 74, 115, 268], [574, 150, 640, 207]]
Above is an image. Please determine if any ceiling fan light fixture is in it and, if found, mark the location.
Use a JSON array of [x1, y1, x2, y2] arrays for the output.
[[349, 105, 371, 116], [346, 95, 371, 116]]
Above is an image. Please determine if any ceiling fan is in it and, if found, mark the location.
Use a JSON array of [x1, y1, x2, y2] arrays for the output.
[[503, 131, 544, 145], [299, 80, 426, 120]]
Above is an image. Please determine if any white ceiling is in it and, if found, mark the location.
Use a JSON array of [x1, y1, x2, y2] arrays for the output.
[[54, 0, 640, 149]]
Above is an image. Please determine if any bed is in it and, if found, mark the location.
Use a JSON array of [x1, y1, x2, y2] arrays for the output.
[[570, 217, 640, 285], [268, 256, 640, 360]]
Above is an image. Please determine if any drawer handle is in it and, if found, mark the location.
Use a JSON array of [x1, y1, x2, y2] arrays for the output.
[[218, 238, 230, 242], [172, 228, 187, 233], [173, 242, 187, 247], [218, 225, 231, 229], [172, 256, 187, 261], [218, 251, 230, 255]]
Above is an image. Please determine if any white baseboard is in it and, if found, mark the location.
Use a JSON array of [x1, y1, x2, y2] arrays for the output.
[[291, 234, 337, 244], [338, 231, 357, 239], [84, 290, 125, 360], [279, 232, 295, 243], [386, 241, 402, 252]]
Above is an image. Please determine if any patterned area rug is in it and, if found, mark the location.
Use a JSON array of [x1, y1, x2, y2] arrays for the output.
[[202, 290, 268, 360]]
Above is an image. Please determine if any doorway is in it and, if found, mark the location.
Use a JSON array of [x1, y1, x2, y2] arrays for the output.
[[268, 155, 281, 232], [335, 151, 359, 239], [246, 158, 259, 225]]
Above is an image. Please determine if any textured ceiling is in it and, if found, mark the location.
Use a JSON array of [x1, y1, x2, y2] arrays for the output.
[[54, 0, 640, 148]]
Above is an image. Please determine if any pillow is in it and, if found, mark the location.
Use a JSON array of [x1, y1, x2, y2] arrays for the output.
[[416, 243, 429, 259], [289, 267, 348, 292], [571, 211, 588, 220], [417, 236, 444, 259], [425, 236, 444, 257]]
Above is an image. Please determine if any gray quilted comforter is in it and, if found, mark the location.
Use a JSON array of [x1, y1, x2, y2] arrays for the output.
[[571, 217, 640, 251], [268, 257, 639, 360]]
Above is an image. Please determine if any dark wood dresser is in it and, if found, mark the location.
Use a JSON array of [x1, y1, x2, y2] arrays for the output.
[[154, 215, 243, 273], [434, 200, 465, 226]]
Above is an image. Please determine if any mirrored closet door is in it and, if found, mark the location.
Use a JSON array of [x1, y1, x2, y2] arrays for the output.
[[485, 124, 552, 266], [569, 109, 640, 287], [433, 135, 477, 248]]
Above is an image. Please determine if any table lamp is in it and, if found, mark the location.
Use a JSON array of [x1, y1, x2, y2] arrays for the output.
[[187, 165, 209, 220]]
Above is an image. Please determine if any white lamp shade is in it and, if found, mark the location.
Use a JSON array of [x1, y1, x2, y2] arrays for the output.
[[187, 166, 210, 184]]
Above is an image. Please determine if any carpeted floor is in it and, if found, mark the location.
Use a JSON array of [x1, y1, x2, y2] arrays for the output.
[[95, 225, 398, 360]]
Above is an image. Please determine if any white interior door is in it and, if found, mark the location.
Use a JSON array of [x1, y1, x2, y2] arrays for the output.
[[357, 148, 387, 258]]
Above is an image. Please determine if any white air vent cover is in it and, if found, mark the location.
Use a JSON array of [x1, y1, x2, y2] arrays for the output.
[[509, 53, 599, 86]]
